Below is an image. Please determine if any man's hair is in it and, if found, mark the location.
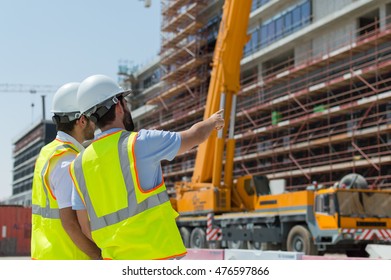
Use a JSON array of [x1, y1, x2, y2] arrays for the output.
[[96, 95, 124, 128], [55, 119, 78, 134]]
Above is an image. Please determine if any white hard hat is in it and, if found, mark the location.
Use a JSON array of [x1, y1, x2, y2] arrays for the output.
[[51, 82, 81, 123], [77, 74, 130, 116]]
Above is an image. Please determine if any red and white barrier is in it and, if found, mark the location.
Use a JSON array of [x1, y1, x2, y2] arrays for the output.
[[206, 213, 222, 241], [182, 249, 224, 260]]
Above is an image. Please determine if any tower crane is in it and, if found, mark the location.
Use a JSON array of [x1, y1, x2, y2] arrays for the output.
[[0, 83, 59, 120], [0, 83, 59, 94]]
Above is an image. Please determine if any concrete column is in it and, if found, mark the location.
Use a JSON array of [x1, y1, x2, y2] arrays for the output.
[[379, 3, 387, 30]]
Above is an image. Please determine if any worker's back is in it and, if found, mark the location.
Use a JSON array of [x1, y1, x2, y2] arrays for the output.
[[70, 129, 187, 260]]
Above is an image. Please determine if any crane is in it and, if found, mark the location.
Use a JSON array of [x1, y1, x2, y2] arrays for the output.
[[0, 83, 59, 120], [174, 0, 252, 213], [0, 83, 59, 94]]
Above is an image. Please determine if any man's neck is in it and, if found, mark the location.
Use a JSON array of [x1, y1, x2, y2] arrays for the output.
[[99, 121, 125, 133], [67, 131, 83, 144]]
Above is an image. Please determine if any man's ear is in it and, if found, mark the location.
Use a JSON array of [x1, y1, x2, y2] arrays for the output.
[[78, 115, 87, 126], [115, 101, 124, 114]]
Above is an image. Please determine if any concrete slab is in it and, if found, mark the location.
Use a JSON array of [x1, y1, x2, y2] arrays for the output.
[[224, 249, 303, 260], [366, 245, 391, 259]]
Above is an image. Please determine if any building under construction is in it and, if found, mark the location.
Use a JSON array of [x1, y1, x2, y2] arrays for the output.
[[119, 0, 391, 193], [5, 120, 57, 206]]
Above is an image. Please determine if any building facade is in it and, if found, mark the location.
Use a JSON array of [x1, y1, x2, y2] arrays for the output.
[[239, 0, 391, 189], [122, 0, 391, 192], [2, 120, 56, 206]]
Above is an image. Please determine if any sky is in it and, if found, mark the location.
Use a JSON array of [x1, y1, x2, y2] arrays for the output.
[[0, 0, 161, 200]]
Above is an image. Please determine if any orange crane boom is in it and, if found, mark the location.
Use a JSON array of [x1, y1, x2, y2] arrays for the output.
[[174, 0, 252, 215], [192, 0, 252, 189]]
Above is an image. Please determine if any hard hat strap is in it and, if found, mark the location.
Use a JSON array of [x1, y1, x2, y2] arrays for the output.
[[85, 91, 131, 122], [89, 105, 111, 123], [52, 112, 81, 124]]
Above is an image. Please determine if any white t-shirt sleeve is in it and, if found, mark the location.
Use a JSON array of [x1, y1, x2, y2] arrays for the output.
[[49, 154, 76, 209], [136, 129, 181, 162], [72, 184, 86, 210], [134, 129, 181, 191]]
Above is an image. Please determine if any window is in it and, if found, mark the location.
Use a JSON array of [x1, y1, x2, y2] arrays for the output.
[[315, 194, 336, 215], [275, 17, 284, 40], [244, 28, 260, 56], [251, 0, 271, 12], [252, 28, 259, 50], [260, 25, 268, 47], [244, 38, 252, 56], [251, 0, 259, 12], [315, 195, 324, 212], [292, 6, 301, 31], [245, 0, 312, 57], [301, 1, 311, 24], [284, 11, 292, 33], [267, 21, 275, 44]]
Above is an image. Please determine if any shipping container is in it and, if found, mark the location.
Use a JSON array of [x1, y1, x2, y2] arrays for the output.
[[0, 205, 31, 256]]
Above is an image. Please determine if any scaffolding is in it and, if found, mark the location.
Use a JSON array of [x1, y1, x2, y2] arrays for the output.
[[138, 3, 391, 191], [139, 0, 217, 185], [235, 16, 391, 190]]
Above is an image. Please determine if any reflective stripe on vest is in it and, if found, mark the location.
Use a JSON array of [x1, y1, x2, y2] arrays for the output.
[[72, 131, 169, 231], [32, 143, 78, 219], [32, 204, 60, 219]]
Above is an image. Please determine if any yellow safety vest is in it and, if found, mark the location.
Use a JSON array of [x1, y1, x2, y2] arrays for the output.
[[31, 139, 90, 260], [70, 130, 187, 260]]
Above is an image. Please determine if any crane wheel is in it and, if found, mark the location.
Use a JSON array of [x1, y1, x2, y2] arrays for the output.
[[287, 225, 318, 255], [179, 227, 191, 248], [190, 227, 207, 248]]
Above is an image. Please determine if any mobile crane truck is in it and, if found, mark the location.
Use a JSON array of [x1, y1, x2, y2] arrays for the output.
[[172, 0, 391, 257]]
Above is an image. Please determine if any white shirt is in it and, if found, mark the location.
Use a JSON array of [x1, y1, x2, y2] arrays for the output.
[[49, 131, 84, 209]]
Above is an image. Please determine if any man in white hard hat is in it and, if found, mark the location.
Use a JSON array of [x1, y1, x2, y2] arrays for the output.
[[69, 74, 224, 260], [31, 82, 101, 260]]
